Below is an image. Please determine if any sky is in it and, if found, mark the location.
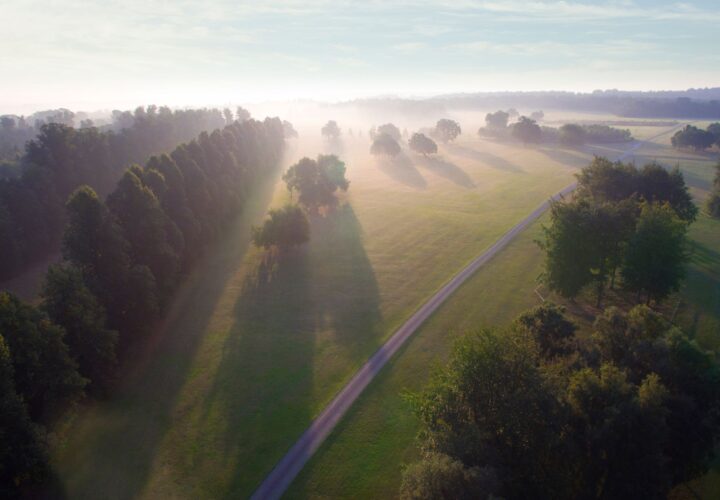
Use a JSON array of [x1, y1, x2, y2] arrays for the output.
[[2, 0, 720, 113]]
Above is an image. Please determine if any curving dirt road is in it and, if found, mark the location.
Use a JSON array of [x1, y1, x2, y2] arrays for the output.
[[251, 124, 684, 500]]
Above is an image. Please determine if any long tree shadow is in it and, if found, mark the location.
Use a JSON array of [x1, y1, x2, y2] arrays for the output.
[[538, 147, 590, 169], [414, 154, 476, 188], [50, 172, 282, 500], [202, 203, 382, 497], [376, 153, 427, 189], [444, 144, 524, 173]]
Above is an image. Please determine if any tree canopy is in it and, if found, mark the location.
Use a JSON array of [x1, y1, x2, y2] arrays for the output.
[[408, 133, 437, 156], [252, 204, 310, 251], [370, 133, 401, 157], [377, 123, 401, 141], [282, 154, 349, 211], [403, 304, 720, 499], [321, 120, 341, 140], [671, 124, 716, 150], [485, 110, 509, 129], [511, 116, 542, 144], [434, 119, 462, 143]]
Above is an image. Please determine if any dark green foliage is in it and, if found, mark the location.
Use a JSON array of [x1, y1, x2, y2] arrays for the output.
[[370, 133, 401, 157], [405, 305, 720, 499], [511, 116, 542, 144], [434, 119, 462, 143], [321, 120, 341, 140], [559, 123, 586, 146], [283, 155, 349, 211], [400, 453, 498, 500], [516, 302, 576, 357], [377, 123, 401, 141], [621, 202, 688, 303], [0, 335, 48, 497], [671, 124, 716, 150], [0, 107, 227, 280], [0, 292, 86, 424], [252, 204, 310, 250], [408, 133, 438, 156], [41, 264, 117, 393]]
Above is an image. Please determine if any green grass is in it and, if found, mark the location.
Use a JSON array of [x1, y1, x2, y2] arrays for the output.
[[51, 132, 585, 498], [287, 129, 720, 499]]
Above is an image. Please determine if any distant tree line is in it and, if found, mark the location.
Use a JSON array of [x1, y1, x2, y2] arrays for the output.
[[671, 123, 720, 151], [479, 111, 632, 146], [0, 117, 285, 494], [540, 157, 697, 306], [0, 106, 231, 281], [402, 303, 720, 499]]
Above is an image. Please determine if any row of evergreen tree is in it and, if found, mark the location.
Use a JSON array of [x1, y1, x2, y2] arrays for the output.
[[0, 106, 231, 280], [0, 117, 285, 495]]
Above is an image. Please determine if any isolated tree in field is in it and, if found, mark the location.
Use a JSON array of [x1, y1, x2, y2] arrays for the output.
[[282, 120, 298, 138], [511, 116, 542, 144], [252, 204, 310, 250], [408, 133, 437, 156], [321, 120, 341, 140], [0, 291, 86, 423], [622, 202, 688, 303], [671, 125, 715, 150], [41, 263, 117, 393], [236, 106, 251, 122], [370, 133, 401, 157], [377, 123, 401, 141], [559, 123, 586, 147], [434, 119, 462, 143], [485, 110, 509, 129], [282, 155, 349, 211], [530, 110, 545, 121]]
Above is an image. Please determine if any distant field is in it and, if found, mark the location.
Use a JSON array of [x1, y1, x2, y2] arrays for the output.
[[52, 123, 588, 498], [287, 126, 720, 499]]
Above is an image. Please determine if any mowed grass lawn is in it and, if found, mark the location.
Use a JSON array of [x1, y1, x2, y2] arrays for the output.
[[52, 129, 587, 498], [288, 127, 720, 499]]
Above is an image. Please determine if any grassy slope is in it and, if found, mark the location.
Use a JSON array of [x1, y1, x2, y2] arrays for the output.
[[52, 132, 584, 498], [288, 131, 720, 499]]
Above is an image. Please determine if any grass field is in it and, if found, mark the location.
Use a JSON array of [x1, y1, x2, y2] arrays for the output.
[[51, 122, 591, 498], [286, 124, 720, 499]]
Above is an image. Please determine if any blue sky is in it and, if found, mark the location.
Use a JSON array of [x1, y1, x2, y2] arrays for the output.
[[2, 0, 719, 112]]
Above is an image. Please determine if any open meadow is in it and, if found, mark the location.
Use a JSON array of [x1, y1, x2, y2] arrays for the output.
[[287, 122, 720, 499]]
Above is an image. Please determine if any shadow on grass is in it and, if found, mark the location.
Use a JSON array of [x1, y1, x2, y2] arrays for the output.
[[49, 173, 282, 500], [445, 144, 524, 173], [377, 153, 427, 189], [204, 203, 382, 497], [414, 155, 476, 188], [538, 147, 589, 169]]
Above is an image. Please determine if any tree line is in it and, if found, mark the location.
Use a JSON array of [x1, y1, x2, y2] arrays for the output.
[[480, 111, 633, 146], [540, 157, 697, 306], [671, 123, 720, 151], [401, 302, 720, 499], [0, 117, 285, 495], [0, 106, 238, 281]]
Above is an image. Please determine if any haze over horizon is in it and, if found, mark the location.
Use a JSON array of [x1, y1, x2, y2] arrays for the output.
[[3, 0, 720, 114]]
